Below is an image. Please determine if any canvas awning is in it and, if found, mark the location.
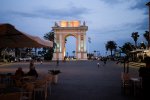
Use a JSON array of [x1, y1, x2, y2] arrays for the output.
[[0, 23, 53, 48], [129, 49, 143, 53]]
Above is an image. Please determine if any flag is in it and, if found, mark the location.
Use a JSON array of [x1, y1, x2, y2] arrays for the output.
[[88, 37, 91, 43]]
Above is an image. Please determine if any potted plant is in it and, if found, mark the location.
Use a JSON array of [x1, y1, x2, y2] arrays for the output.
[[48, 69, 61, 84]]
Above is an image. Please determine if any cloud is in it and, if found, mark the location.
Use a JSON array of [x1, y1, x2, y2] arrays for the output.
[[11, 11, 41, 18], [129, 0, 148, 10], [6, 6, 89, 20], [0, 0, 148, 56], [100, 0, 125, 5], [37, 6, 89, 19], [136, 18, 148, 30], [101, 0, 148, 14]]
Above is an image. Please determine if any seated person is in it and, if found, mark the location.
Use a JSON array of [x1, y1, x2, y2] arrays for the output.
[[27, 68, 38, 78], [29, 60, 35, 70], [15, 67, 24, 79]]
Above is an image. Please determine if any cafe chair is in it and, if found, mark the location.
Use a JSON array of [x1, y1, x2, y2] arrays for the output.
[[15, 79, 23, 87], [33, 79, 47, 100], [22, 82, 35, 100], [131, 77, 142, 96], [0, 92, 21, 100], [20, 92, 33, 100], [121, 72, 132, 94], [44, 74, 52, 95]]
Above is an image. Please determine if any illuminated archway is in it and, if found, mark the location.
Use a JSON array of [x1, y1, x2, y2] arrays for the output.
[[52, 20, 88, 60], [64, 34, 76, 59]]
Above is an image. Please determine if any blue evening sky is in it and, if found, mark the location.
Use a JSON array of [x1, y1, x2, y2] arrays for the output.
[[0, 0, 149, 56]]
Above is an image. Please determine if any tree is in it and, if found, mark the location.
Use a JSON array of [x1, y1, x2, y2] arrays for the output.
[[120, 42, 135, 55], [143, 31, 149, 48], [44, 31, 55, 41], [72, 51, 75, 57], [139, 42, 146, 49], [93, 50, 96, 56], [34, 48, 37, 56], [105, 41, 117, 57], [131, 32, 139, 48], [43, 30, 56, 60], [44, 48, 54, 60], [25, 48, 32, 56], [15, 48, 20, 58]]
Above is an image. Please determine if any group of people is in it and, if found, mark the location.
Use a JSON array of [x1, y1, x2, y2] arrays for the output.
[[15, 59, 38, 80]]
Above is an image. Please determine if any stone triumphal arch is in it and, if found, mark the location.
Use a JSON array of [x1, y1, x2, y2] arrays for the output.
[[52, 20, 88, 60]]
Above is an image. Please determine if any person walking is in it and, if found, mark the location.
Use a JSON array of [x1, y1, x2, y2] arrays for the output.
[[56, 58, 59, 66], [103, 57, 107, 66], [97, 62, 100, 68]]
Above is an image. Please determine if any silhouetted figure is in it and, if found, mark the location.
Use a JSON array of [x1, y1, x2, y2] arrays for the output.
[[103, 58, 107, 66], [40, 60, 43, 64], [29, 59, 35, 70], [97, 62, 100, 68], [15, 67, 24, 79], [63, 56, 66, 62], [27, 68, 38, 78], [56, 59, 59, 66], [139, 57, 150, 98]]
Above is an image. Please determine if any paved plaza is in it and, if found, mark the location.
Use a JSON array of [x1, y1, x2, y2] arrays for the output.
[[0, 60, 142, 100]]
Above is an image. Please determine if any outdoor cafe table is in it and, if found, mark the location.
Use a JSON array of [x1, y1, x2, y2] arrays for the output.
[[21, 76, 37, 82]]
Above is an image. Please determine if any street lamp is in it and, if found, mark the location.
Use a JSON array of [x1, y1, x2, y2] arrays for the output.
[[146, 2, 150, 49]]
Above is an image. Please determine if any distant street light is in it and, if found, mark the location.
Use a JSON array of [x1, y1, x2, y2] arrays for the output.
[[146, 2, 150, 49]]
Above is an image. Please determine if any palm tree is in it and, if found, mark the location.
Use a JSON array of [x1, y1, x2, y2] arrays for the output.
[[105, 41, 117, 57], [34, 48, 37, 56], [72, 51, 75, 57], [120, 42, 135, 72], [131, 32, 139, 48], [121, 42, 134, 55], [143, 31, 149, 48], [139, 42, 146, 49], [120, 42, 136, 63], [93, 50, 96, 56]]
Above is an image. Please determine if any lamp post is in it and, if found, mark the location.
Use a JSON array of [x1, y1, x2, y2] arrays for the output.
[[146, 2, 150, 49]]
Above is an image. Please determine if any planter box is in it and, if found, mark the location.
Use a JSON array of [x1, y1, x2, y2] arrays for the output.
[[48, 70, 61, 84]]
